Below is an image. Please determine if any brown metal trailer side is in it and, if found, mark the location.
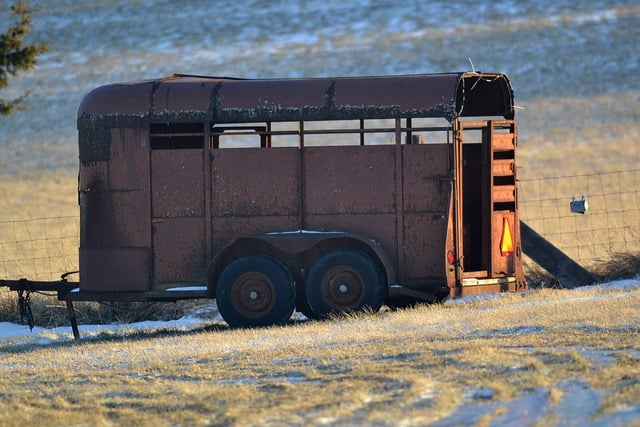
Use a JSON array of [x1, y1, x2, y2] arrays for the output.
[[74, 72, 525, 327]]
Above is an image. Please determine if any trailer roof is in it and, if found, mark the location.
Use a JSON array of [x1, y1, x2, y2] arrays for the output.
[[78, 72, 514, 124]]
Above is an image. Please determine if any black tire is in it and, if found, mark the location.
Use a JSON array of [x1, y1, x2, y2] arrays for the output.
[[216, 254, 295, 328], [306, 249, 386, 319], [295, 286, 317, 320]]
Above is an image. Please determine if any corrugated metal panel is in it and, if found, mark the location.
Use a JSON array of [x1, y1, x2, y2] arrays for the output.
[[401, 144, 451, 280], [152, 218, 206, 285], [401, 144, 450, 212], [304, 145, 396, 215], [151, 150, 204, 218], [151, 149, 206, 285], [211, 147, 300, 217], [80, 248, 150, 292], [79, 125, 151, 292]]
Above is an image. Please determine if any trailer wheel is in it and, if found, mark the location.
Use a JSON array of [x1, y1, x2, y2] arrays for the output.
[[216, 255, 295, 328], [306, 249, 385, 319]]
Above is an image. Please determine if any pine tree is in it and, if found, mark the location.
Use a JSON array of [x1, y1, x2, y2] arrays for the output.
[[0, 0, 48, 116]]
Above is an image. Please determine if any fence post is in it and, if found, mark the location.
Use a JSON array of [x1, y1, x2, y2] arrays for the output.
[[521, 221, 597, 288]]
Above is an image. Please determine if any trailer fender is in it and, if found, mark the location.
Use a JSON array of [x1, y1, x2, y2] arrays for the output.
[[206, 231, 396, 293]]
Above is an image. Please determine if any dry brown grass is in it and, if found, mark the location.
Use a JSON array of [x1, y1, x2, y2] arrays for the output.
[[0, 171, 78, 222], [0, 283, 639, 426], [517, 92, 640, 179]]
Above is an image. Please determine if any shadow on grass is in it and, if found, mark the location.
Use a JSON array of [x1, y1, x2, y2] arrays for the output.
[[0, 317, 312, 354], [526, 253, 639, 289], [0, 322, 228, 354]]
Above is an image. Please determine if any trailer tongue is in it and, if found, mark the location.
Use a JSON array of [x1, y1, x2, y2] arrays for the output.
[[1, 274, 80, 339]]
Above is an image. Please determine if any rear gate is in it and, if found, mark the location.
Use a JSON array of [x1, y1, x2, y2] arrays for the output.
[[456, 120, 520, 292]]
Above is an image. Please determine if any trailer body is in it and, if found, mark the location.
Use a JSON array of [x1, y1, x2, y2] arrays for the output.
[[72, 72, 525, 326]]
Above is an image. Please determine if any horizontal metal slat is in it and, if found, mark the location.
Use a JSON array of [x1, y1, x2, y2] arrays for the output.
[[493, 185, 516, 202], [493, 133, 515, 151], [493, 159, 514, 176]]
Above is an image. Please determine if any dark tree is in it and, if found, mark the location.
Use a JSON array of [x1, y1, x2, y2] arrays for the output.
[[0, 0, 48, 116]]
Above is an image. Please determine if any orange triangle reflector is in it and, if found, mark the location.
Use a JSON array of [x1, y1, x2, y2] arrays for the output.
[[500, 217, 514, 256]]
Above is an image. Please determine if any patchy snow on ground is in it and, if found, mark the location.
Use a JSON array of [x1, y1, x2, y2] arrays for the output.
[[1, 277, 638, 345], [3, 316, 191, 339], [0, 314, 214, 346]]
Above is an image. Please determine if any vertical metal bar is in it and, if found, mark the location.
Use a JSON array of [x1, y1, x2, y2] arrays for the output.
[[65, 300, 80, 340], [204, 122, 212, 267], [452, 119, 464, 283], [511, 120, 525, 287], [148, 125, 155, 286], [298, 121, 304, 148], [299, 120, 306, 230], [266, 121, 272, 147], [394, 118, 404, 283], [484, 121, 493, 275], [360, 119, 365, 146]]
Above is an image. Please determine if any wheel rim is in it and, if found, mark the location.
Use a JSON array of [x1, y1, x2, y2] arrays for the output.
[[230, 272, 276, 319], [320, 265, 365, 310]]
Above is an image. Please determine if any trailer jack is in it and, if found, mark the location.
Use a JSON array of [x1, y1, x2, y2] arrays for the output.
[[65, 300, 80, 340], [15, 288, 80, 340]]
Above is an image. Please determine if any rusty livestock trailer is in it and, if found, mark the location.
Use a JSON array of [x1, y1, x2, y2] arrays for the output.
[[7, 71, 527, 331]]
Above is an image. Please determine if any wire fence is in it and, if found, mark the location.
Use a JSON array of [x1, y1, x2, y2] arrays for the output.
[[0, 170, 638, 280], [519, 169, 640, 268], [0, 216, 79, 281]]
